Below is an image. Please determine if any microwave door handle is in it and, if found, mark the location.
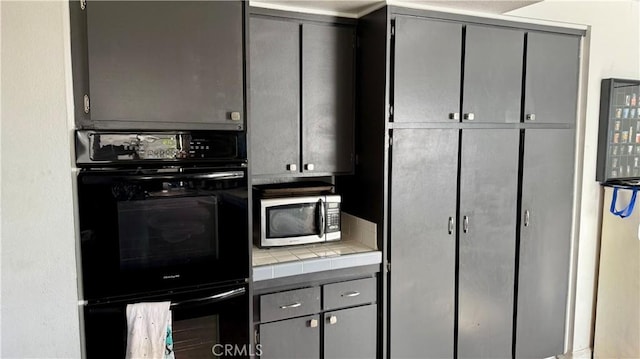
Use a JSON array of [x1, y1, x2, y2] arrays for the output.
[[318, 199, 325, 238], [170, 287, 245, 309]]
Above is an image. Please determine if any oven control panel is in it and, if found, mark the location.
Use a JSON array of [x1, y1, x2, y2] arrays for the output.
[[76, 130, 244, 164]]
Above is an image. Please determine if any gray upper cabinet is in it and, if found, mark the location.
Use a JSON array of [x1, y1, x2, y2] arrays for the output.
[[458, 129, 519, 359], [302, 23, 355, 174], [524, 32, 580, 124], [516, 129, 575, 358], [249, 13, 355, 176], [249, 17, 300, 176], [393, 17, 462, 123], [392, 18, 523, 124], [390, 129, 458, 358], [81, 1, 244, 130], [463, 26, 524, 123]]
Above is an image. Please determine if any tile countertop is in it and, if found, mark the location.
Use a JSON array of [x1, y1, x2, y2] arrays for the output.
[[252, 213, 382, 281]]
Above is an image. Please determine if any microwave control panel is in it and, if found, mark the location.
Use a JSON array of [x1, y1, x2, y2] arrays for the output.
[[326, 202, 341, 232]]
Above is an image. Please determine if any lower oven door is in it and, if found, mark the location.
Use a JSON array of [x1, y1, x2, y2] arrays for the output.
[[77, 168, 248, 301], [83, 284, 250, 359]]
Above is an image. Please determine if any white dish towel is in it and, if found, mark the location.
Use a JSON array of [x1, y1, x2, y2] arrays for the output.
[[125, 301, 175, 359]]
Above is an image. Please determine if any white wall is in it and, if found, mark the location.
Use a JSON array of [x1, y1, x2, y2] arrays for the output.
[[1, 1, 81, 357], [507, 0, 640, 355]]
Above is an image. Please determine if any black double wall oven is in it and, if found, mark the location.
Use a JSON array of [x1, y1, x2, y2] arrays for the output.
[[76, 130, 250, 358]]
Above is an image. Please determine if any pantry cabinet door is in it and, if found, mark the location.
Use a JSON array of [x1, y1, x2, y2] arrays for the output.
[[393, 16, 462, 123], [389, 129, 458, 358], [463, 26, 524, 123], [516, 129, 575, 358], [524, 32, 580, 124], [458, 129, 519, 359]]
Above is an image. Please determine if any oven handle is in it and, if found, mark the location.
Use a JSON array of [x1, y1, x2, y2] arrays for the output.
[[170, 287, 245, 309], [124, 171, 244, 182]]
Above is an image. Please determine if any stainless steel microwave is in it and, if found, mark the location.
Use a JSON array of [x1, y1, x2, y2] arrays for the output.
[[255, 195, 341, 247]]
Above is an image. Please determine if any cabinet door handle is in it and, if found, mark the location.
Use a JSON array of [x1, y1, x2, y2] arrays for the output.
[[526, 113, 536, 121], [449, 112, 460, 120], [230, 111, 241, 121], [280, 302, 302, 309], [286, 163, 297, 172], [328, 315, 338, 325], [463, 113, 475, 121], [83, 94, 90, 114], [304, 163, 315, 171], [463, 216, 469, 233], [341, 291, 360, 298], [309, 318, 318, 328], [524, 210, 530, 227], [448, 217, 454, 235]]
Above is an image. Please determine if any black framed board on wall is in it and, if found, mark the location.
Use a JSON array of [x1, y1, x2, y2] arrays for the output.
[[597, 78, 640, 184]]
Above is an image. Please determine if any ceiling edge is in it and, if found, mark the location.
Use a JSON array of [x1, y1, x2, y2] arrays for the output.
[[248, 1, 360, 18], [248, 0, 588, 31]]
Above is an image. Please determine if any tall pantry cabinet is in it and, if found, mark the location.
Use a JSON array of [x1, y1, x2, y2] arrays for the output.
[[338, 6, 582, 359]]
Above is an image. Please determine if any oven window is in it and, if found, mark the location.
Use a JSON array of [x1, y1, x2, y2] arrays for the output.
[[118, 196, 218, 270], [266, 203, 318, 238], [172, 315, 219, 358]]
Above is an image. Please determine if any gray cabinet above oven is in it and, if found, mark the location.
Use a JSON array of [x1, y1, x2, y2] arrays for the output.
[[70, 1, 245, 130]]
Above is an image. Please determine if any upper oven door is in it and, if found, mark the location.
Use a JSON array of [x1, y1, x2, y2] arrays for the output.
[[78, 167, 248, 301], [259, 196, 326, 247]]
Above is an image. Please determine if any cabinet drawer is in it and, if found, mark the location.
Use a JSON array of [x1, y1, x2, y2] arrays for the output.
[[260, 287, 321, 323], [323, 278, 376, 310]]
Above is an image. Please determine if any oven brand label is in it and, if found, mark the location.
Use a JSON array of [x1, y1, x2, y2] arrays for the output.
[[163, 274, 180, 280]]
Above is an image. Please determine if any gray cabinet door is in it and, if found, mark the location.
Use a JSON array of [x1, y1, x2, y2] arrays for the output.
[[458, 129, 519, 359], [524, 32, 580, 124], [86, 1, 243, 129], [463, 26, 524, 123], [302, 23, 355, 174], [516, 129, 575, 358], [324, 305, 377, 359], [393, 16, 462, 123], [390, 129, 458, 358], [249, 17, 300, 176], [259, 315, 320, 359]]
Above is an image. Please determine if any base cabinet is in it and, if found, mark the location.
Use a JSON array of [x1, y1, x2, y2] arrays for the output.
[[255, 278, 377, 359], [259, 315, 321, 359], [324, 305, 377, 359]]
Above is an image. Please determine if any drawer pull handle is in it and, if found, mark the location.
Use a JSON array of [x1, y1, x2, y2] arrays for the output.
[[280, 302, 302, 309], [341, 291, 361, 298]]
